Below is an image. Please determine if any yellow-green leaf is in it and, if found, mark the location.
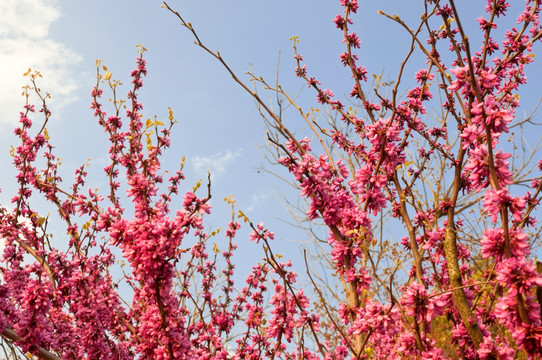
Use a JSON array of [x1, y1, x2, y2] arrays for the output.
[[193, 179, 202, 192]]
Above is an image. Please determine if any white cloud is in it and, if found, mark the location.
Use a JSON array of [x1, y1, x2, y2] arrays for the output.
[[0, 0, 81, 125], [192, 148, 242, 178], [246, 192, 270, 212], [0, 0, 60, 38]]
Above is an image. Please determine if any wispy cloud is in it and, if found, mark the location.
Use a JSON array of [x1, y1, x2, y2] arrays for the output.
[[0, 0, 81, 125], [191, 148, 242, 179], [246, 192, 270, 212]]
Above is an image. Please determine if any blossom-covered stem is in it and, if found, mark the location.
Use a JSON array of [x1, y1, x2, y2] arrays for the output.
[[392, 175, 424, 286], [449, 0, 483, 102], [9, 220, 57, 294], [479, 1, 498, 68], [386, 13, 423, 121], [1, 327, 60, 360], [518, 177, 542, 228], [481, 87, 532, 328], [303, 250, 355, 354], [537, 261, 542, 320], [153, 279, 175, 359], [436, 4, 466, 68], [248, 219, 326, 357], [341, 4, 376, 123], [290, 42, 359, 129], [329, 225, 363, 354], [250, 76, 339, 174], [445, 226, 485, 346], [366, 252, 424, 350], [445, 146, 485, 348]]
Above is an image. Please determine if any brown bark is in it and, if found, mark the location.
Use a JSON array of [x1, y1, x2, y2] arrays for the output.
[[444, 225, 484, 347], [2, 327, 61, 360]]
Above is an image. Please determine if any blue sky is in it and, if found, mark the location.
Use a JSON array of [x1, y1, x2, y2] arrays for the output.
[[1, 0, 541, 276]]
